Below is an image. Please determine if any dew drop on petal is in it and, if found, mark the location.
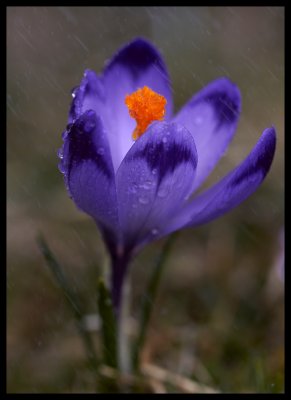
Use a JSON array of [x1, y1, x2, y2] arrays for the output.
[[151, 228, 159, 235], [162, 136, 168, 143], [87, 110, 95, 118], [138, 196, 149, 205], [145, 180, 152, 189], [97, 147, 105, 155], [62, 130, 69, 140], [71, 86, 78, 98], [58, 161, 65, 173], [57, 148, 64, 159], [83, 119, 96, 133], [129, 183, 138, 194], [139, 180, 152, 190]]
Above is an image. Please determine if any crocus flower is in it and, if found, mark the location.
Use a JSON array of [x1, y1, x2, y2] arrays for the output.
[[58, 38, 276, 314]]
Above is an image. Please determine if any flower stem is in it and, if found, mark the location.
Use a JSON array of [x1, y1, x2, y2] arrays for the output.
[[110, 249, 132, 374], [132, 232, 178, 372], [110, 251, 131, 318], [118, 275, 131, 374], [97, 279, 118, 368]]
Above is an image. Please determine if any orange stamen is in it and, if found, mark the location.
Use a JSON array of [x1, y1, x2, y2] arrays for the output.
[[125, 86, 167, 140]]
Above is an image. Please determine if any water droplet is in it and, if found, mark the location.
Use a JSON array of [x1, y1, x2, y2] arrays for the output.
[[87, 110, 95, 118], [97, 147, 104, 155], [57, 148, 64, 159], [152, 168, 157, 175], [83, 119, 96, 133], [62, 130, 68, 140], [139, 180, 152, 190], [129, 183, 138, 194], [71, 86, 78, 98], [145, 180, 152, 189], [138, 196, 149, 205], [162, 136, 168, 143], [58, 161, 65, 173], [151, 228, 159, 235]]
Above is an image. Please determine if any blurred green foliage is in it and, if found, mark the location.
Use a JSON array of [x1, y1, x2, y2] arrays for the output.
[[7, 6, 284, 393]]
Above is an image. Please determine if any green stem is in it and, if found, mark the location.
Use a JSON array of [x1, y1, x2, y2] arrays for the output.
[[118, 275, 131, 374], [97, 278, 118, 369], [37, 234, 98, 372], [132, 232, 178, 372]]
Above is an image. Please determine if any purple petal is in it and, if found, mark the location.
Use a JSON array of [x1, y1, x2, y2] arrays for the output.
[[116, 121, 197, 250], [59, 110, 119, 236], [174, 77, 241, 192], [163, 127, 276, 234], [69, 69, 105, 123], [102, 37, 173, 171]]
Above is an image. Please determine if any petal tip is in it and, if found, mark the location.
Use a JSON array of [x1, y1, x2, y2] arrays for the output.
[[189, 77, 242, 129], [104, 36, 169, 80], [219, 76, 241, 103], [231, 126, 276, 188], [260, 126, 277, 172], [69, 69, 104, 123], [213, 76, 242, 117]]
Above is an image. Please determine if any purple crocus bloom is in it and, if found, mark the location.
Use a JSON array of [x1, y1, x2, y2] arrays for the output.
[[58, 38, 276, 314]]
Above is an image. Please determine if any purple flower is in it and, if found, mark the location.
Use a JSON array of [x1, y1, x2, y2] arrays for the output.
[[58, 38, 276, 313]]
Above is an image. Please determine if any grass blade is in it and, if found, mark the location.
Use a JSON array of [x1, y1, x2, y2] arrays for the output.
[[36, 234, 81, 317], [36, 233, 98, 371]]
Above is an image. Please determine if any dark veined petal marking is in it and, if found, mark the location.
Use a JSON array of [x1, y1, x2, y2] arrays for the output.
[[116, 121, 197, 250], [161, 127, 276, 235], [174, 77, 241, 192], [132, 132, 197, 186], [59, 110, 118, 234], [231, 128, 276, 186], [205, 89, 240, 130], [104, 37, 170, 85], [66, 110, 112, 181]]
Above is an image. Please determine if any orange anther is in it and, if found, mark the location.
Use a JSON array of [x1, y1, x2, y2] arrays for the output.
[[125, 86, 167, 140]]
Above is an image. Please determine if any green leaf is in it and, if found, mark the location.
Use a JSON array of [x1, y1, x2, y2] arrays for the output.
[[97, 279, 118, 368], [36, 234, 82, 318], [36, 233, 98, 371], [132, 232, 178, 372]]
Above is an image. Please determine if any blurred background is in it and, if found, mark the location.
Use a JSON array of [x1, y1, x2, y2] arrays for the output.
[[7, 7, 284, 393]]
